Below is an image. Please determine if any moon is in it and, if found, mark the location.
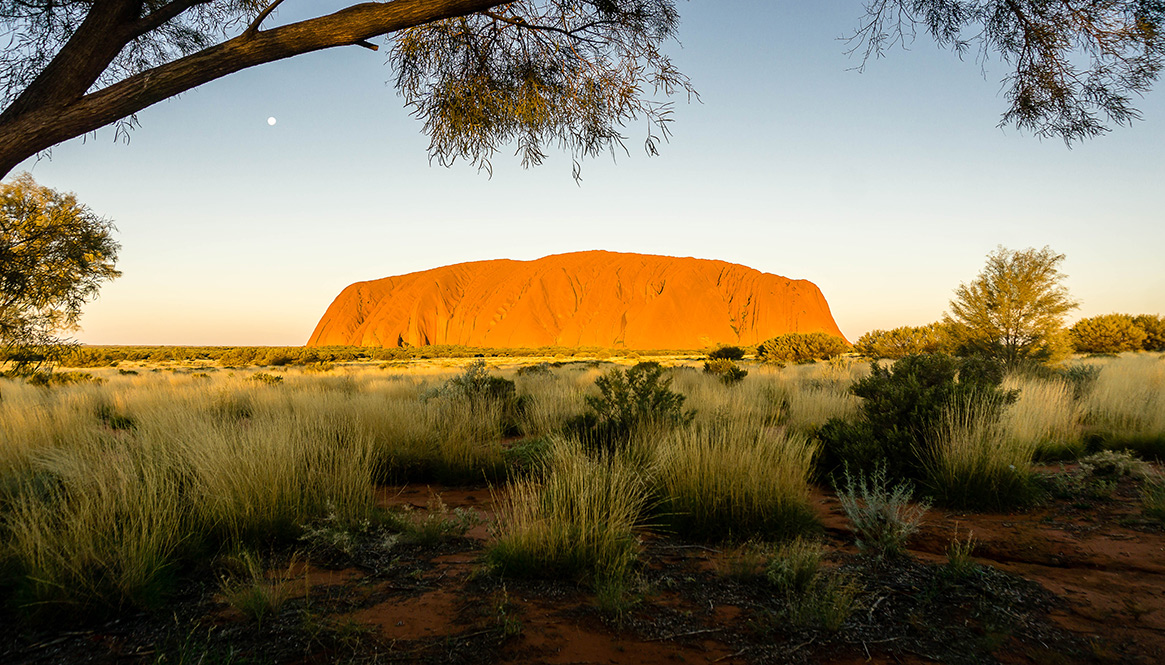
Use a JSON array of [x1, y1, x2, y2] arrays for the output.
[[267, 117, 277, 126]]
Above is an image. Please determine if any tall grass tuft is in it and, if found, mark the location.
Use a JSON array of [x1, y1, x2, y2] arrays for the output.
[[486, 437, 648, 585], [1001, 375, 1082, 460], [653, 420, 819, 540], [1082, 353, 1165, 458], [924, 395, 1038, 510]]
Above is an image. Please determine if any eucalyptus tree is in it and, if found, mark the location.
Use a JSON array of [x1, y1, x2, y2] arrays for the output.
[[0, 0, 1161, 179]]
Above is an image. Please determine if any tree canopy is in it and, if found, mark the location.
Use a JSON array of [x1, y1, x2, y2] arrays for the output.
[[0, 173, 121, 374], [0, 1, 1161, 178], [945, 246, 1078, 368]]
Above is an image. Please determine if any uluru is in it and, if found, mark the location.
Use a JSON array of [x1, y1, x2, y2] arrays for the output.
[[307, 251, 846, 349]]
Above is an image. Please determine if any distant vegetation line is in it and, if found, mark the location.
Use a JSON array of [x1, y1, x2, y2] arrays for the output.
[[26, 345, 716, 368]]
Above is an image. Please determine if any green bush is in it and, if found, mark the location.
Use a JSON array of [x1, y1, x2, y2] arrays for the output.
[[428, 360, 528, 438], [567, 362, 692, 452], [703, 358, 748, 385], [1133, 314, 1165, 351], [1069, 314, 1147, 353], [816, 354, 1016, 482], [707, 345, 746, 361], [757, 333, 848, 363]]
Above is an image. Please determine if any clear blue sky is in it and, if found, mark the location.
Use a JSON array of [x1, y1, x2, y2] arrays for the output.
[[13, 1, 1165, 345]]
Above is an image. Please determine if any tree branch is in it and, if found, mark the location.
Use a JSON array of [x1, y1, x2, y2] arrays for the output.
[[0, 0, 508, 176]]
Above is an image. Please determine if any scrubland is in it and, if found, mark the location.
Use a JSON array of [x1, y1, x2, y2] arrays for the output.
[[1, 352, 1164, 663]]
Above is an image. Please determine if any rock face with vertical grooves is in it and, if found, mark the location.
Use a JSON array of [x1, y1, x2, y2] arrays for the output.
[[307, 251, 846, 349]]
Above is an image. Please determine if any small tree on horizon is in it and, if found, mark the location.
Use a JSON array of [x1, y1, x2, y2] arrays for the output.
[[945, 246, 1078, 368]]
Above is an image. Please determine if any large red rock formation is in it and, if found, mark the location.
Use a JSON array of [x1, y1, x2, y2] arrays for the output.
[[307, 251, 846, 349]]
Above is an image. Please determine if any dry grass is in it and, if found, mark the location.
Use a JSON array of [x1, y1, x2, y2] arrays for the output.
[[1081, 353, 1165, 458], [653, 418, 820, 540], [925, 395, 1039, 510], [486, 437, 649, 584], [1001, 375, 1083, 460]]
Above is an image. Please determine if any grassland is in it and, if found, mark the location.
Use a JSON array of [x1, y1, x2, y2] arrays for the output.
[[1, 352, 1163, 663]]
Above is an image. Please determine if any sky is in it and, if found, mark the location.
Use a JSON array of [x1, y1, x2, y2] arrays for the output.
[[12, 1, 1165, 346]]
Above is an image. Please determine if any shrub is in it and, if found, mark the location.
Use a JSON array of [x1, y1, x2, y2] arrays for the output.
[[835, 466, 929, 559], [381, 495, 482, 546], [1133, 314, 1165, 351], [1069, 314, 1147, 353], [249, 372, 282, 385], [428, 360, 528, 438], [567, 362, 692, 452], [816, 354, 1016, 482], [1077, 449, 1151, 479], [703, 358, 748, 385], [708, 345, 746, 361], [757, 333, 848, 363], [924, 395, 1038, 510], [853, 323, 954, 359]]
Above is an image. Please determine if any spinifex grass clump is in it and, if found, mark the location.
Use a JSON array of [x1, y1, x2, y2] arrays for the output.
[[1001, 375, 1082, 460], [486, 438, 648, 586], [2, 441, 189, 615], [836, 466, 928, 559], [925, 395, 1039, 510], [653, 421, 819, 540]]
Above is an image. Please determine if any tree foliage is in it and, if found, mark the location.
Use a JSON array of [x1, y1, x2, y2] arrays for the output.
[[1069, 313, 1148, 353], [757, 332, 849, 364], [1133, 314, 1165, 351], [945, 246, 1078, 368], [853, 322, 957, 359], [0, 1, 1161, 178], [853, 0, 1165, 143], [0, 173, 120, 374]]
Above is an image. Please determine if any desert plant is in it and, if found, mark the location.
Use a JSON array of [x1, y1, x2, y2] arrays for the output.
[[708, 345, 746, 361], [486, 438, 648, 586], [854, 322, 956, 359], [382, 495, 482, 545], [1078, 449, 1151, 479], [1133, 315, 1165, 351], [924, 395, 1038, 510], [218, 551, 294, 626], [1142, 476, 1165, 522], [779, 572, 861, 632], [703, 358, 748, 385], [653, 422, 819, 540], [757, 332, 848, 363], [568, 362, 692, 452], [835, 466, 929, 558], [944, 528, 979, 580], [1070, 314, 1148, 354], [817, 353, 1016, 482], [764, 538, 824, 594]]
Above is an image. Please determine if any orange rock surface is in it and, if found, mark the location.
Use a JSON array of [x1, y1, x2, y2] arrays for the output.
[[306, 251, 847, 349]]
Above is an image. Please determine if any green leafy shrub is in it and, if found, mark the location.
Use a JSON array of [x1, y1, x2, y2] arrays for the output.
[[567, 362, 692, 452], [757, 333, 848, 363], [816, 353, 1016, 482], [835, 466, 929, 559], [249, 372, 282, 385], [707, 345, 746, 361], [703, 358, 747, 385], [1078, 449, 1151, 479], [1070, 314, 1147, 353], [26, 371, 104, 387]]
